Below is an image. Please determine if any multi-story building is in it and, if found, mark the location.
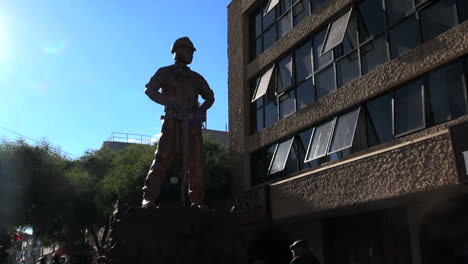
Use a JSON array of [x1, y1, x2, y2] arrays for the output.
[[227, 0, 468, 263]]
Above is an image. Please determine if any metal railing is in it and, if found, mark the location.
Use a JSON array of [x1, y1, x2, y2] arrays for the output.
[[106, 132, 157, 145]]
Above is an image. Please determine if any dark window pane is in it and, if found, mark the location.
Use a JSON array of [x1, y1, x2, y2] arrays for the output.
[[255, 12, 263, 37], [420, 0, 456, 42], [284, 140, 300, 175], [387, 0, 414, 25], [299, 128, 318, 168], [278, 55, 293, 93], [278, 11, 293, 39], [295, 41, 313, 82], [336, 51, 360, 88], [265, 101, 278, 127], [256, 96, 264, 109], [251, 150, 266, 185], [415, 0, 429, 4], [322, 8, 353, 54], [315, 65, 336, 99], [394, 79, 425, 135], [358, 0, 385, 42], [280, 0, 292, 14], [279, 90, 296, 119], [314, 28, 333, 70], [263, 25, 278, 51], [256, 37, 263, 57], [389, 15, 420, 58], [311, 0, 326, 13], [460, 0, 468, 22], [329, 108, 361, 153], [361, 35, 388, 74], [296, 79, 314, 109], [428, 61, 467, 124], [269, 137, 294, 174], [306, 120, 334, 161], [365, 108, 380, 147], [293, 0, 310, 26], [257, 108, 264, 131], [366, 93, 394, 143]]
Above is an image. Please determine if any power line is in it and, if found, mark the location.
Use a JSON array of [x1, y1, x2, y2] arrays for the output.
[[0, 126, 79, 158]]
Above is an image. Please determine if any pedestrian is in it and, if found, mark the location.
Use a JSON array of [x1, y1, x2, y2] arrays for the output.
[[289, 240, 320, 264]]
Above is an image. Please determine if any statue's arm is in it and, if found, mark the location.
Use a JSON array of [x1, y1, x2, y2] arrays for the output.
[[198, 77, 215, 111], [144, 70, 170, 106]]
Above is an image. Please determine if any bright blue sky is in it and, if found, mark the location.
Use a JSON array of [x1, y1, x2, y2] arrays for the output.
[[0, 0, 232, 158]]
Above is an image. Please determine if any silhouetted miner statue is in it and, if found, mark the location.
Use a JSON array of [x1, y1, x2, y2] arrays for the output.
[[142, 37, 215, 209]]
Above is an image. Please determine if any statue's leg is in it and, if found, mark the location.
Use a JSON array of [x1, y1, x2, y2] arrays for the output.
[[187, 124, 205, 207], [142, 120, 176, 206]]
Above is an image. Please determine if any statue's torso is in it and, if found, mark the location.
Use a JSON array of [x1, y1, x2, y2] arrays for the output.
[[158, 65, 204, 109]]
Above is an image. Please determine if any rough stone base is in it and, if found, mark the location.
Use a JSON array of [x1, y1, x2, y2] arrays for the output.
[[106, 205, 244, 264]]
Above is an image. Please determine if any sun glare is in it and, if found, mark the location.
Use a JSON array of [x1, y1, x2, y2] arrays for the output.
[[0, 16, 7, 60]]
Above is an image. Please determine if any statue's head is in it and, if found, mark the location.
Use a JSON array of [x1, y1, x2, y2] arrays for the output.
[[171, 37, 196, 64]]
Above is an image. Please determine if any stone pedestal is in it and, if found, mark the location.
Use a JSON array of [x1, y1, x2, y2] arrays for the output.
[[106, 206, 245, 264]]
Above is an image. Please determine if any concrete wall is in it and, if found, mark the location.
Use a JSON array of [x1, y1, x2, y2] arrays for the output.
[[228, 0, 251, 192], [269, 128, 460, 220]]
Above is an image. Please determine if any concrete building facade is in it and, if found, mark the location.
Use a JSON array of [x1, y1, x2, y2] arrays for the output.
[[227, 0, 468, 263]]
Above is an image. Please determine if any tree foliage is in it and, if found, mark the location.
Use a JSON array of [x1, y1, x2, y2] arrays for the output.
[[0, 138, 231, 256]]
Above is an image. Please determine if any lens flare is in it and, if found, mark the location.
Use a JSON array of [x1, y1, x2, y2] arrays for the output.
[[43, 39, 66, 54]]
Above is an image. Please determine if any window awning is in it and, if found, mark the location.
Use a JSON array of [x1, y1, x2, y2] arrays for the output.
[[264, 0, 280, 15], [251, 65, 276, 102], [268, 137, 294, 175], [321, 8, 353, 55], [305, 107, 361, 162]]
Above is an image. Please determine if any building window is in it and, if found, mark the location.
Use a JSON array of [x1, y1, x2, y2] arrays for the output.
[[250, 56, 468, 186], [322, 8, 354, 55], [314, 28, 333, 70], [460, 0, 468, 22], [315, 65, 336, 99], [420, 0, 456, 42], [427, 61, 467, 125], [386, 0, 414, 26], [389, 15, 420, 58], [294, 41, 313, 83], [366, 93, 394, 145], [329, 108, 361, 153], [304, 108, 361, 162], [305, 119, 335, 161], [358, 0, 385, 42], [252, 66, 276, 102], [250, 0, 466, 133], [277, 55, 293, 93], [268, 137, 294, 174], [361, 35, 388, 74], [393, 79, 425, 136], [296, 79, 314, 110], [265, 0, 281, 14], [250, 0, 328, 60]]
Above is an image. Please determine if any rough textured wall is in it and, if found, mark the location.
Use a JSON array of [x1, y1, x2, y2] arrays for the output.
[[246, 22, 468, 152], [269, 132, 460, 219], [228, 0, 250, 191]]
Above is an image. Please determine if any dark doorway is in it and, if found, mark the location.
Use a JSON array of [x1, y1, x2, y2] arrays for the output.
[[324, 208, 412, 264], [247, 228, 292, 264], [420, 195, 468, 264]]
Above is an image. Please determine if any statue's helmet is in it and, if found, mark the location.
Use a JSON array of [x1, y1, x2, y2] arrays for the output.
[[171, 37, 196, 54]]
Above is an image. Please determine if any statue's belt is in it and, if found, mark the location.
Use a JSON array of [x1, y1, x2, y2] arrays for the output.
[[161, 109, 206, 123]]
